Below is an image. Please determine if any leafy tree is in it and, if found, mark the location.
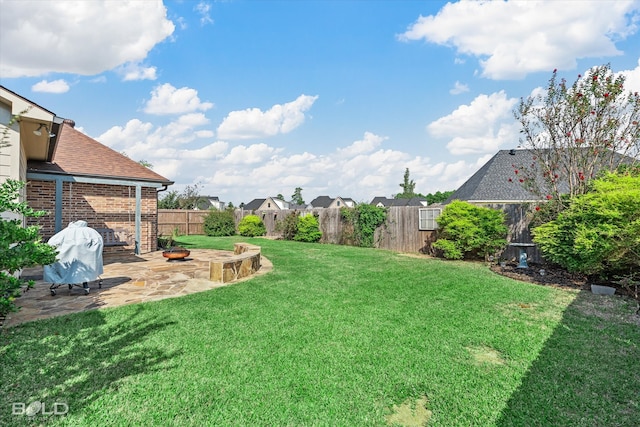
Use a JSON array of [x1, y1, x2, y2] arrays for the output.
[[158, 190, 180, 209], [157, 183, 204, 210], [294, 214, 322, 243], [532, 170, 640, 279], [0, 180, 59, 316], [432, 200, 508, 260], [226, 201, 235, 209], [514, 64, 640, 213], [276, 193, 284, 200], [203, 209, 236, 237], [178, 183, 204, 209], [291, 187, 305, 205], [395, 168, 418, 199], [275, 211, 299, 240], [238, 214, 266, 237], [425, 190, 454, 204]]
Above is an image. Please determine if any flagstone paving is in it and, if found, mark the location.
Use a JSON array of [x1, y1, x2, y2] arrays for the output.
[[3, 249, 272, 328]]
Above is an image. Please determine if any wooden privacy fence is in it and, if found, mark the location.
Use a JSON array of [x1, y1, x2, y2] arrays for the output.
[[158, 209, 207, 236], [158, 205, 542, 261], [159, 207, 435, 253]]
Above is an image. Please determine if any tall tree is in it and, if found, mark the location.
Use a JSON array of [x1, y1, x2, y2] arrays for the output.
[[514, 64, 640, 211], [425, 190, 454, 204], [291, 187, 305, 205], [158, 183, 204, 210], [395, 168, 417, 199]]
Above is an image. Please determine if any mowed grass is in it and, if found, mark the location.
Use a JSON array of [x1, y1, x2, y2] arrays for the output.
[[1, 236, 638, 426]]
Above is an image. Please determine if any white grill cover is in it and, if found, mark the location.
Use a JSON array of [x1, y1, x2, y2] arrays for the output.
[[43, 221, 104, 284]]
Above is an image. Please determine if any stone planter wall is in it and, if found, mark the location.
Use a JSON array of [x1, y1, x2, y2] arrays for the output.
[[209, 243, 261, 283]]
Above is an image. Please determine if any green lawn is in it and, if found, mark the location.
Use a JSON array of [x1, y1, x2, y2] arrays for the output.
[[1, 236, 638, 426]]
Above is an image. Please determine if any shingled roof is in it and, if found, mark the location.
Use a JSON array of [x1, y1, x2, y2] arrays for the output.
[[27, 122, 173, 185], [447, 148, 636, 203], [309, 196, 333, 208]]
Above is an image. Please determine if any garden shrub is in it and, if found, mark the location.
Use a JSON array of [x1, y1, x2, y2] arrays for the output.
[[238, 214, 266, 237], [294, 214, 322, 243], [1, 179, 58, 316], [431, 238, 463, 260], [432, 200, 508, 260], [275, 211, 299, 240], [532, 171, 640, 279], [203, 209, 236, 237]]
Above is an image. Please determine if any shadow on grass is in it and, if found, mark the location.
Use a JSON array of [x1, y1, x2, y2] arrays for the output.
[[497, 290, 640, 427], [0, 306, 181, 425]]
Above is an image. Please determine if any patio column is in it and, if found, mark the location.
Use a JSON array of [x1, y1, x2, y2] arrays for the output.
[[135, 184, 141, 255]]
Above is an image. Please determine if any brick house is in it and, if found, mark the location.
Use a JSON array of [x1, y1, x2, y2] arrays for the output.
[[27, 120, 173, 254], [1, 86, 173, 254]]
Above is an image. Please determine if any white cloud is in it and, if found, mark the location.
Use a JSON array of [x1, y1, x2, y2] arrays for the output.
[[96, 112, 213, 154], [428, 91, 519, 155], [336, 132, 386, 157], [0, 0, 174, 78], [118, 63, 158, 81], [398, 0, 639, 79], [217, 94, 319, 140], [223, 144, 278, 164], [195, 1, 214, 25], [98, 121, 484, 205], [31, 79, 70, 94], [449, 81, 469, 95], [619, 58, 640, 93], [144, 83, 214, 115]]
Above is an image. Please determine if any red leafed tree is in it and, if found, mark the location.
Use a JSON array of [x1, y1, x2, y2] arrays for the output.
[[513, 64, 640, 212]]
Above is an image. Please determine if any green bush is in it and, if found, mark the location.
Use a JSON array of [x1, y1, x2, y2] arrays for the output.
[[203, 209, 236, 237], [275, 211, 299, 240], [1, 180, 58, 316], [340, 204, 387, 248], [532, 171, 640, 278], [431, 238, 463, 260], [432, 200, 508, 260], [294, 214, 322, 243], [238, 214, 266, 237]]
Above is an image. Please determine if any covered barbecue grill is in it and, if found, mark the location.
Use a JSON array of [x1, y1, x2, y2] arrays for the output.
[[44, 220, 104, 296]]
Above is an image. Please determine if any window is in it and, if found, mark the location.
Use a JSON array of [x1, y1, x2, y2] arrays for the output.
[[419, 208, 441, 230]]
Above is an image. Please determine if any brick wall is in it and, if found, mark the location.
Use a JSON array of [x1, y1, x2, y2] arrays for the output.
[[26, 180, 159, 253]]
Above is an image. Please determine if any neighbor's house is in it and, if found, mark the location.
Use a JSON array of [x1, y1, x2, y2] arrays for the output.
[[1, 86, 173, 254], [370, 196, 428, 207], [195, 196, 225, 211], [243, 196, 306, 211], [308, 196, 355, 209]]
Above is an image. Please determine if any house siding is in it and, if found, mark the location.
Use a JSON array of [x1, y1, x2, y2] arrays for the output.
[[26, 180, 159, 253]]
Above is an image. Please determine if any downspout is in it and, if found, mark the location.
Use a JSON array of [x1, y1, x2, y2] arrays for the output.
[[156, 184, 168, 252]]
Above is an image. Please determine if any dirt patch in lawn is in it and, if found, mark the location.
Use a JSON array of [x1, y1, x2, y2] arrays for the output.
[[385, 395, 432, 427]]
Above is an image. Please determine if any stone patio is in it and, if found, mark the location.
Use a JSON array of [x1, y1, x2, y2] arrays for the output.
[[2, 249, 272, 328]]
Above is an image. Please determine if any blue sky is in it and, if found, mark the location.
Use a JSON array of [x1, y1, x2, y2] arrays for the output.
[[1, 0, 640, 206]]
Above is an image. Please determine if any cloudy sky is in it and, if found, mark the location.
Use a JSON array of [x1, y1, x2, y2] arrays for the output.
[[1, 0, 639, 205]]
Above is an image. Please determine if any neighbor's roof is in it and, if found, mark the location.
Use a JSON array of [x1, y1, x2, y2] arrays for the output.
[[243, 198, 265, 210], [446, 148, 636, 203], [27, 122, 173, 185], [309, 196, 333, 208], [446, 150, 539, 203], [370, 196, 426, 206]]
